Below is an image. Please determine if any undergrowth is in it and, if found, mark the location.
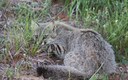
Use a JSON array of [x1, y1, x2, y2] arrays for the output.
[[65, 0, 128, 63], [0, 0, 128, 80], [0, 0, 51, 79]]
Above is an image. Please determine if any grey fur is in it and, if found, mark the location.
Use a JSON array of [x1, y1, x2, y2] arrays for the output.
[[38, 24, 117, 80]]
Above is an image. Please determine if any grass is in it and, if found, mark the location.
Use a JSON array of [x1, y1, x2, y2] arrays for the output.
[[0, 0, 128, 80], [4, 0, 51, 55], [65, 0, 128, 62], [0, 1, 51, 79]]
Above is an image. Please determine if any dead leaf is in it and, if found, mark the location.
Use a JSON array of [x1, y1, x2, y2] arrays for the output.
[[109, 74, 121, 80], [56, 13, 69, 21]]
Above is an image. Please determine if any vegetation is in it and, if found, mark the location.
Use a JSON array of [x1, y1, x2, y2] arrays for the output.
[[65, 0, 128, 62], [0, 0, 128, 80]]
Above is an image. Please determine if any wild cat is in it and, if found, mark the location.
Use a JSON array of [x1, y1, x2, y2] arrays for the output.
[[36, 21, 117, 80]]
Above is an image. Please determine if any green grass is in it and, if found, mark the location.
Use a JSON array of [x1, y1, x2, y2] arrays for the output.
[[0, 0, 128, 79], [4, 0, 51, 56], [0, 1, 52, 79], [65, 0, 128, 62]]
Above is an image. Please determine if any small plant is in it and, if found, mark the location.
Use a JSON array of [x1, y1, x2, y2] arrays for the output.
[[6, 67, 15, 80]]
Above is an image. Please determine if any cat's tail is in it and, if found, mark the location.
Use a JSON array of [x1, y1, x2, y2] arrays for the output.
[[36, 65, 89, 79]]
